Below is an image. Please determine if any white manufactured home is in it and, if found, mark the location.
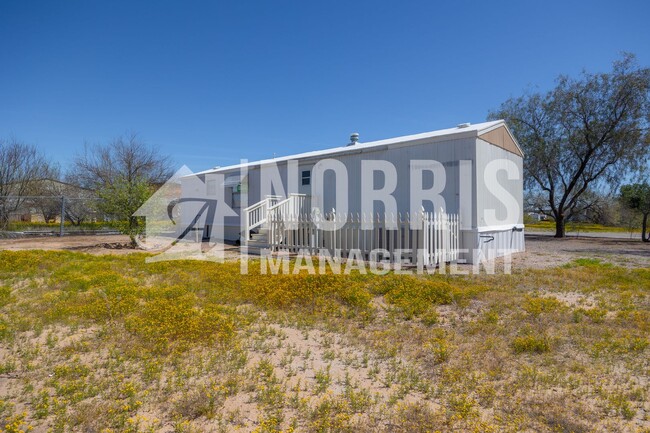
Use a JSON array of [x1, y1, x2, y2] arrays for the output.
[[182, 120, 525, 264]]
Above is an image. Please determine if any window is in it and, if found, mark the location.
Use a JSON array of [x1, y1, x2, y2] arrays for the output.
[[232, 184, 241, 208], [301, 170, 311, 186]]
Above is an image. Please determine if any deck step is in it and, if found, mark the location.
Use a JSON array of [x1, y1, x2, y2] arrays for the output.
[[246, 228, 270, 254], [244, 242, 269, 255]]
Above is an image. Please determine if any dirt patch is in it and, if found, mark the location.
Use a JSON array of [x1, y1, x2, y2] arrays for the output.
[[2, 233, 649, 269], [0, 234, 134, 254], [511, 234, 650, 269], [537, 290, 599, 308]]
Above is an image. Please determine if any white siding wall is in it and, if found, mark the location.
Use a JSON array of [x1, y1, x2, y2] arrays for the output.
[[468, 139, 525, 260], [234, 136, 477, 218], [183, 135, 525, 260], [475, 139, 524, 228], [477, 228, 525, 259]]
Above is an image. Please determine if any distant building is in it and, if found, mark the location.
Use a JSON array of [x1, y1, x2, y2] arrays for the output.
[[8, 179, 97, 223]]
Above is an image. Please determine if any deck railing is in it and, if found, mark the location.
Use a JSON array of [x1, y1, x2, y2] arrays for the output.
[[268, 211, 459, 265], [267, 193, 310, 224], [242, 194, 308, 244], [242, 195, 281, 243]]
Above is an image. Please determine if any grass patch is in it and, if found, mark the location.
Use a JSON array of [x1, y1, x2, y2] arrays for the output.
[[124, 295, 236, 353], [525, 220, 639, 233], [5, 221, 120, 232], [379, 274, 482, 319], [562, 258, 613, 269], [0, 285, 12, 307], [522, 296, 566, 316]]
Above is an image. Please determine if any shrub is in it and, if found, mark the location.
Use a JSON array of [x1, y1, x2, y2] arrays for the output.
[[1, 412, 33, 433], [124, 294, 235, 352], [0, 318, 10, 341], [241, 273, 372, 314], [522, 296, 565, 316], [0, 286, 11, 307], [173, 386, 222, 420], [381, 275, 454, 319], [592, 335, 649, 356], [308, 396, 354, 433], [573, 307, 607, 323], [448, 393, 478, 419], [391, 402, 442, 432], [420, 308, 439, 326], [512, 334, 551, 354], [423, 331, 451, 364]]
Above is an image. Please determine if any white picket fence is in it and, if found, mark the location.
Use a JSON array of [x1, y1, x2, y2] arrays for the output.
[[268, 211, 459, 266]]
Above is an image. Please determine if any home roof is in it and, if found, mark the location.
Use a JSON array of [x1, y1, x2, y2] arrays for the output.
[[195, 119, 520, 175]]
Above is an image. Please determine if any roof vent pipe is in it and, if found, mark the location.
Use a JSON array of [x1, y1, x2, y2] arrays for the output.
[[457, 122, 471, 128], [348, 132, 359, 146]]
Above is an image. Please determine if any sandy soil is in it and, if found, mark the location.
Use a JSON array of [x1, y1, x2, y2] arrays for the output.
[[1, 233, 648, 269], [0, 234, 134, 253], [1, 234, 648, 431], [0, 234, 249, 259], [512, 233, 650, 269]]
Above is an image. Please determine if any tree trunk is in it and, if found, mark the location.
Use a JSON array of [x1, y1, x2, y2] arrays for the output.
[[643, 213, 649, 243], [0, 212, 8, 230], [129, 216, 138, 248], [555, 214, 566, 238]]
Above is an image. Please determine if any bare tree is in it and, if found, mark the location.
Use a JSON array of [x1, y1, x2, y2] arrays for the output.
[[39, 179, 99, 226], [60, 173, 100, 226], [0, 138, 49, 229], [490, 54, 650, 237], [72, 133, 173, 245], [30, 165, 65, 223], [73, 132, 172, 190]]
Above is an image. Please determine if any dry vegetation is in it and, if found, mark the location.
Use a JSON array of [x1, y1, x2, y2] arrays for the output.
[[0, 251, 649, 432]]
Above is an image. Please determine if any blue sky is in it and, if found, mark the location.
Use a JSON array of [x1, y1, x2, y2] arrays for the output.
[[1, 1, 649, 172]]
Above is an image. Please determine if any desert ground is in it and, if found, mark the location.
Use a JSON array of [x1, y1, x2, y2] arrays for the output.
[[1, 233, 648, 269], [0, 233, 649, 432]]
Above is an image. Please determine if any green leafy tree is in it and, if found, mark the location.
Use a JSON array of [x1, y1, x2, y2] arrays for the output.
[[620, 183, 650, 242], [72, 133, 173, 246], [490, 54, 650, 237], [98, 176, 152, 246]]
